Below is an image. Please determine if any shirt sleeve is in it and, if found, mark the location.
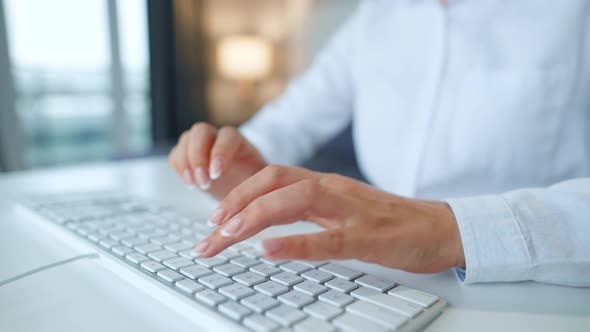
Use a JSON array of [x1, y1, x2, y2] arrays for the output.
[[239, 3, 368, 165], [445, 178, 590, 287]]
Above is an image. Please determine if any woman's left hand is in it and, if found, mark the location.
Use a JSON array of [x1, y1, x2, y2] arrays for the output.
[[196, 165, 465, 273]]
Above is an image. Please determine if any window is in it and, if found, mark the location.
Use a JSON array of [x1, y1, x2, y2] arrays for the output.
[[4, 0, 151, 168]]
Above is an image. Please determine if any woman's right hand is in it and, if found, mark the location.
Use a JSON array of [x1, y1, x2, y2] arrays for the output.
[[168, 123, 267, 201]]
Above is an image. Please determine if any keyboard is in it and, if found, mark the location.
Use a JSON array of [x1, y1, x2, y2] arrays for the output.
[[16, 192, 446, 332]]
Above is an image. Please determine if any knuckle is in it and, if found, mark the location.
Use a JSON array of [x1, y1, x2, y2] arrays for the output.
[[301, 179, 321, 197], [263, 165, 286, 184]]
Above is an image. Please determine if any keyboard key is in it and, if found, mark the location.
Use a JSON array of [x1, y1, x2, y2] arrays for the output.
[[293, 280, 328, 296], [266, 304, 307, 326], [140, 260, 166, 273], [332, 313, 388, 332], [233, 272, 266, 287], [270, 272, 304, 287], [87, 232, 105, 242], [121, 237, 148, 247], [350, 287, 422, 318], [217, 249, 242, 260], [250, 264, 281, 278], [157, 269, 184, 283], [259, 257, 288, 266], [244, 314, 280, 332], [99, 239, 118, 249], [219, 300, 252, 321], [231, 256, 260, 268], [297, 261, 328, 268], [318, 290, 354, 307], [125, 253, 149, 264], [198, 274, 233, 289], [388, 285, 438, 308], [148, 250, 177, 262], [241, 293, 280, 313], [325, 278, 358, 293], [112, 245, 134, 257], [227, 243, 252, 252], [319, 264, 363, 281], [301, 270, 334, 284], [109, 231, 135, 241], [163, 257, 194, 270], [280, 262, 311, 275], [294, 317, 336, 332], [164, 242, 193, 253], [254, 281, 289, 297], [195, 256, 227, 268], [303, 302, 342, 320], [150, 235, 179, 245], [175, 279, 204, 294], [178, 250, 199, 260], [135, 243, 161, 254], [240, 248, 261, 258], [354, 275, 396, 293], [213, 263, 246, 277], [195, 289, 227, 306], [179, 264, 213, 279], [219, 282, 256, 300], [346, 300, 407, 329], [277, 290, 314, 308]]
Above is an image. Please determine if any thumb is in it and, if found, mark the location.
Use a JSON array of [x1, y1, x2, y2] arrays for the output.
[[262, 229, 365, 261]]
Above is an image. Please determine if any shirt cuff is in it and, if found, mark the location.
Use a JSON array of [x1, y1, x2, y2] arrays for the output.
[[445, 195, 532, 284]]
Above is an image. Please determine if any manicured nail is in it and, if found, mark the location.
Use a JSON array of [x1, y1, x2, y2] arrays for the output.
[[194, 167, 210, 190], [209, 157, 222, 180], [263, 238, 283, 256], [195, 240, 208, 253], [220, 215, 243, 237], [207, 207, 226, 227], [183, 169, 196, 188]]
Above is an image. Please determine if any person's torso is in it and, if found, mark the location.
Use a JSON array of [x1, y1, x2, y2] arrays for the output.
[[350, 0, 590, 198]]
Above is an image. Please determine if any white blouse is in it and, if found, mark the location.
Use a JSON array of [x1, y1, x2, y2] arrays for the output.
[[241, 0, 590, 286]]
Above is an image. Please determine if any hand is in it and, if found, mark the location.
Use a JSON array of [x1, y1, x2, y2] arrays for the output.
[[168, 123, 267, 199], [197, 165, 466, 273]]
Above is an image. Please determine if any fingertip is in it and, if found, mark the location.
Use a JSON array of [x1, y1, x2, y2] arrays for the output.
[[209, 157, 223, 180], [194, 167, 211, 190], [262, 238, 284, 256]]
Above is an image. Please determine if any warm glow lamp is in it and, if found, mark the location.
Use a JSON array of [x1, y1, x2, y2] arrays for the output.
[[217, 35, 273, 97]]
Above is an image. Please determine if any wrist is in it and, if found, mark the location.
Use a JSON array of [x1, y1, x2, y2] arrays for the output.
[[436, 201, 466, 269]]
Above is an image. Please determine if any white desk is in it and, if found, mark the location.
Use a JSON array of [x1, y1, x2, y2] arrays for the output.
[[0, 157, 588, 331]]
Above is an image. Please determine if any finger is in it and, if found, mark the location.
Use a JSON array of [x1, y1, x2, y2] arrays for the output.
[[168, 145, 181, 176], [262, 229, 366, 261], [208, 126, 242, 181], [198, 179, 321, 257], [186, 123, 217, 190], [171, 132, 195, 185], [207, 165, 315, 226]]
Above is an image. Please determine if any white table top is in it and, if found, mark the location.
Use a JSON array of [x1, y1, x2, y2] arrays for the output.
[[0, 157, 588, 331]]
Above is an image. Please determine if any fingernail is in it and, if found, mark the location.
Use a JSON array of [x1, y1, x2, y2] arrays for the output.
[[207, 207, 226, 227], [209, 157, 222, 180], [263, 238, 283, 255], [220, 215, 243, 237], [194, 167, 211, 190], [183, 169, 196, 188], [195, 240, 208, 253]]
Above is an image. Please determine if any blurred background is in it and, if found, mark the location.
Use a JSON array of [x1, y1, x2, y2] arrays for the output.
[[0, 0, 360, 177]]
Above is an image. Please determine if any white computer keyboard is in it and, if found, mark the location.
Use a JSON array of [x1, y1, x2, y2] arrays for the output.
[[17, 193, 446, 332]]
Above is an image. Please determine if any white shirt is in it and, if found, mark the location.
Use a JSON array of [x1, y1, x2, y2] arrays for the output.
[[241, 0, 590, 286]]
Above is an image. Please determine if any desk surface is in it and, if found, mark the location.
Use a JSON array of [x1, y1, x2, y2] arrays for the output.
[[0, 157, 588, 332]]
